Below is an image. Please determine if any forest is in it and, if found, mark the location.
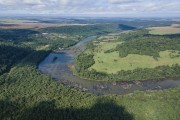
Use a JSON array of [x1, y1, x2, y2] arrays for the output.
[[75, 53, 95, 73], [40, 24, 120, 37], [116, 35, 180, 58], [0, 29, 38, 42], [0, 44, 31, 75]]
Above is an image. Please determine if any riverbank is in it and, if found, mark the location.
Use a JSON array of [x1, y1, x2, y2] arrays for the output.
[[38, 36, 180, 95]]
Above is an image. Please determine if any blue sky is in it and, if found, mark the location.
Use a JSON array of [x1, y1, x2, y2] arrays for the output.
[[0, 0, 180, 17]]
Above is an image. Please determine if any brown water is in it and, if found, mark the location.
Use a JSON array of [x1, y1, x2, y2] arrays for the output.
[[38, 36, 180, 95]]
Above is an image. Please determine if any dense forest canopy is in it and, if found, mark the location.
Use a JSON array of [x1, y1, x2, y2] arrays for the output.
[[0, 44, 31, 75], [40, 24, 120, 36], [0, 29, 38, 41], [118, 24, 136, 30], [116, 35, 180, 58]]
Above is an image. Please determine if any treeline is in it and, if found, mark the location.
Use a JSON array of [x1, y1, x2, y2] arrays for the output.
[[118, 29, 148, 41], [113, 64, 180, 80], [118, 24, 136, 30], [104, 29, 148, 53], [0, 29, 38, 41], [74, 52, 108, 80], [75, 53, 95, 73], [75, 64, 180, 81], [41, 24, 120, 37], [30, 35, 77, 50], [116, 35, 180, 58]]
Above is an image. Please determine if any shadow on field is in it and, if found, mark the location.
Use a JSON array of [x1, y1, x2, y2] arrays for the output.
[[0, 99, 134, 120]]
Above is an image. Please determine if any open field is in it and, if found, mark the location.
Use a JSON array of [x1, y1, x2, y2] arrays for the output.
[[0, 23, 62, 29], [172, 19, 180, 22], [96, 41, 122, 51], [147, 26, 180, 35], [0, 23, 93, 29], [90, 41, 180, 73], [0, 18, 39, 23]]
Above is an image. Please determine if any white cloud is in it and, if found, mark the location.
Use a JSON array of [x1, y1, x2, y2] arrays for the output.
[[0, 0, 17, 5], [0, 0, 179, 17], [109, 0, 140, 4], [22, 0, 42, 5]]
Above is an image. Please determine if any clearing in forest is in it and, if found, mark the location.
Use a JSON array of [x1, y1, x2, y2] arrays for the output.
[[90, 42, 180, 74], [147, 25, 180, 35]]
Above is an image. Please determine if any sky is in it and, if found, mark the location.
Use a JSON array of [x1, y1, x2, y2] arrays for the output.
[[0, 0, 180, 17]]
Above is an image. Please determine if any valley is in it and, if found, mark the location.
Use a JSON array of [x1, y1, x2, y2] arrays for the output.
[[0, 17, 180, 120]]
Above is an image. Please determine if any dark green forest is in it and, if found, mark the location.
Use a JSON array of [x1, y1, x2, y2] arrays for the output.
[[0, 29, 38, 41], [40, 24, 120, 36], [0, 44, 31, 75], [75, 53, 95, 73], [118, 24, 136, 30], [116, 35, 180, 58]]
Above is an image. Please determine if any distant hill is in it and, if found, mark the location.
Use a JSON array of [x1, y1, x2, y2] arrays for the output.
[[118, 24, 136, 30]]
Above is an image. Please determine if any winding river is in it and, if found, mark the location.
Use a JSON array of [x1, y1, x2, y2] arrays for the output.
[[38, 36, 180, 95]]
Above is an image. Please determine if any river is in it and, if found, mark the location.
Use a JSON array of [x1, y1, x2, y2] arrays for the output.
[[38, 36, 180, 95]]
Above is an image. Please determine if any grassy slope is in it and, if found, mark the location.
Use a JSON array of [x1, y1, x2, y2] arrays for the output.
[[90, 42, 180, 74], [0, 50, 180, 120]]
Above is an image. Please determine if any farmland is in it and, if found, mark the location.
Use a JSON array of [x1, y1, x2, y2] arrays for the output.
[[0, 23, 93, 29], [148, 25, 180, 35], [91, 50, 180, 74], [89, 33, 180, 74]]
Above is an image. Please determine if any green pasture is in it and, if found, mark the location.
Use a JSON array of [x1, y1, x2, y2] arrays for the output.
[[90, 42, 180, 73], [149, 30, 165, 35]]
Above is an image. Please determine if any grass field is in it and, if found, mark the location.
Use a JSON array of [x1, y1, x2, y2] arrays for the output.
[[0, 18, 39, 23], [96, 41, 122, 51], [90, 42, 180, 73], [147, 26, 180, 35], [0, 18, 93, 29], [0, 23, 93, 29]]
